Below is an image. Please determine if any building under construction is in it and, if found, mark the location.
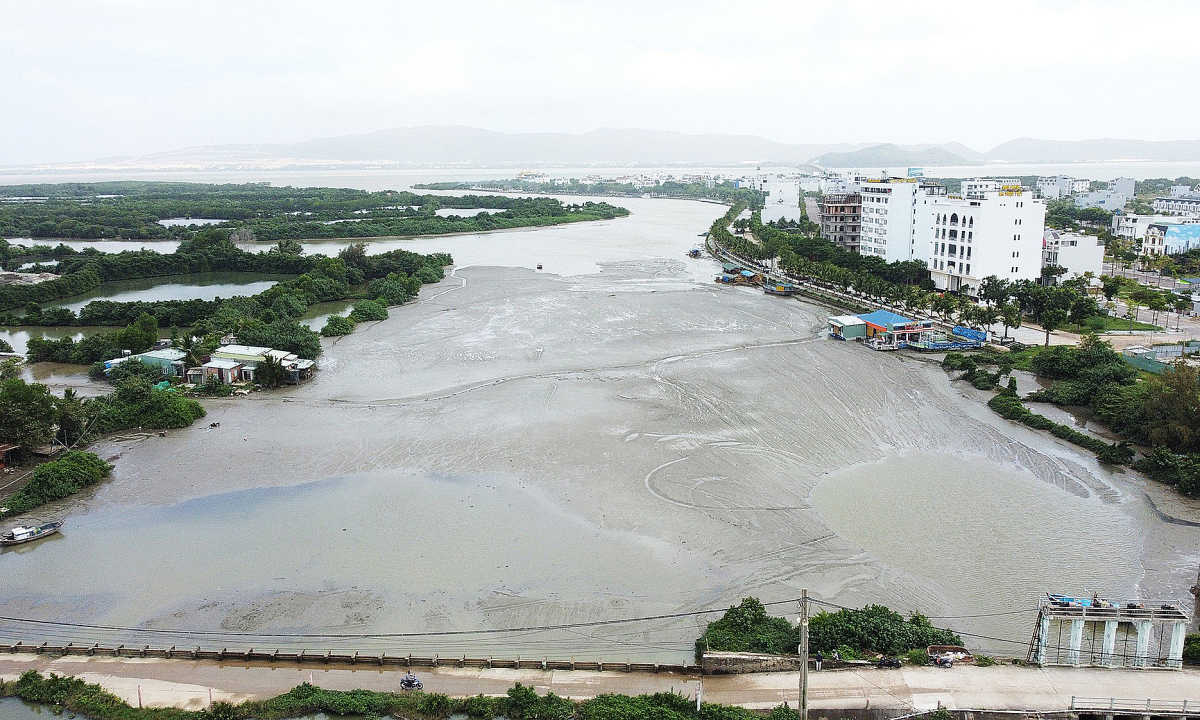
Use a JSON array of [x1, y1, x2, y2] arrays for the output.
[[1027, 593, 1190, 669]]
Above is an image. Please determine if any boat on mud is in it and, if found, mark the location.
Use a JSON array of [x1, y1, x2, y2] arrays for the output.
[[1, 521, 63, 547]]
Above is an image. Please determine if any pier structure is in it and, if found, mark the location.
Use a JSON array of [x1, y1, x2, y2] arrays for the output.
[[1028, 594, 1190, 669]]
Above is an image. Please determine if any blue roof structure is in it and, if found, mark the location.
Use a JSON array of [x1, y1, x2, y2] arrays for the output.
[[858, 310, 912, 328]]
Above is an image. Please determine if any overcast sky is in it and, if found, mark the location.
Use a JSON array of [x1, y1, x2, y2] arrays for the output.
[[2, 0, 1197, 165]]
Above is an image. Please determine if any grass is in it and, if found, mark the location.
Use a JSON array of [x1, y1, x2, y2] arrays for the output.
[[1063, 315, 1160, 333]]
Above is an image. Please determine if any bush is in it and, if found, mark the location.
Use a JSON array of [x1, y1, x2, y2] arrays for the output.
[[988, 394, 1132, 466], [905, 648, 929, 665], [942, 352, 978, 372], [696, 597, 798, 660], [975, 654, 998, 667], [809, 606, 961, 656], [348, 299, 389, 322], [86, 377, 206, 434], [107, 358, 165, 385], [1, 451, 112, 518], [320, 314, 356, 336], [1185, 633, 1200, 665]]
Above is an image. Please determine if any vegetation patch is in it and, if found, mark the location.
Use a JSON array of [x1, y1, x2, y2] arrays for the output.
[[0, 451, 112, 518], [696, 597, 962, 661], [0, 671, 799, 720]]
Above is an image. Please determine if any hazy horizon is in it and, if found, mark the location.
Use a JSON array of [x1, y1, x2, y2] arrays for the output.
[[4, 1, 1200, 166]]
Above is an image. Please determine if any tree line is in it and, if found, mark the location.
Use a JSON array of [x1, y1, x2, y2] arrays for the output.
[[0, 181, 627, 242], [14, 231, 453, 363], [415, 178, 766, 208]]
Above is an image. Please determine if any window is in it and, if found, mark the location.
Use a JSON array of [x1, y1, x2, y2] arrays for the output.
[[951, 213, 959, 226], [966, 264, 970, 274]]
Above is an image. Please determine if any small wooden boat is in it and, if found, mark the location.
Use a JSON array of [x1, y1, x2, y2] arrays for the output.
[[1, 521, 62, 546]]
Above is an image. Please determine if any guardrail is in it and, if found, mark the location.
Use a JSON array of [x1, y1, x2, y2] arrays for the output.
[[1071, 697, 1198, 715], [0, 641, 699, 675]]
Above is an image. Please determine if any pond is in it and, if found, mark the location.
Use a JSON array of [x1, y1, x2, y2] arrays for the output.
[[41, 272, 294, 314]]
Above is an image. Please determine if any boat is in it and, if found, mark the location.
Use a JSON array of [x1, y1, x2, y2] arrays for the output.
[[1, 521, 62, 546], [536, 263, 543, 270]]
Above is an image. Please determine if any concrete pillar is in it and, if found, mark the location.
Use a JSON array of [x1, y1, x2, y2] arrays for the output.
[[1168, 621, 1187, 669], [1134, 620, 1152, 667], [1102, 620, 1118, 667], [1034, 613, 1050, 665], [1068, 619, 1085, 666]]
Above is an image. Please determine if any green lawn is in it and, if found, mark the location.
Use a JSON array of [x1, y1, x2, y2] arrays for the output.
[[1064, 315, 1161, 333]]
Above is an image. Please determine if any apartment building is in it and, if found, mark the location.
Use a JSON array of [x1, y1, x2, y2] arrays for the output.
[[1112, 213, 1175, 240], [1153, 195, 1200, 216], [1042, 229, 1104, 279], [858, 177, 945, 263], [818, 192, 862, 252], [927, 180, 1046, 294]]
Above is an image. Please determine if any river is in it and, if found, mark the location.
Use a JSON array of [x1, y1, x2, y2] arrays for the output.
[[2, 176, 1199, 665]]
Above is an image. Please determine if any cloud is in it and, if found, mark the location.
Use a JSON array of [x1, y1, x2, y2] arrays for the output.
[[1, 0, 1198, 164]]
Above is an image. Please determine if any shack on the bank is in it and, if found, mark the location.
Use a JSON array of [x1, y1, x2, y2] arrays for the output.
[[103, 348, 188, 377], [827, 315, 867, 339]]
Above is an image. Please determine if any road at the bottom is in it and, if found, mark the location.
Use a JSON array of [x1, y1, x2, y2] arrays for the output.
[[2, 655, 1198, 712]]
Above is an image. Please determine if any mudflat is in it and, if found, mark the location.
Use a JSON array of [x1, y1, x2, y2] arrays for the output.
[[3, 202, 1197, 664]]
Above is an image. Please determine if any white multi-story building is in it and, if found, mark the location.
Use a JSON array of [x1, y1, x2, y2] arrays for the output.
[[1145, 223, 1200, 255], [1075, 190, 1127, 211], [1153, 195, 1200, 216], [1042, 230, 1104, 280], [1112, 213, 1175, 240], [1036, 176, 1091, 199], [857, 176, 945, 263], [926, 181, 1046, 294]]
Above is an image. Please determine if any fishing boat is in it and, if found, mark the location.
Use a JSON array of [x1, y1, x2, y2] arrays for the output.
[[1, 521, 62, 546]]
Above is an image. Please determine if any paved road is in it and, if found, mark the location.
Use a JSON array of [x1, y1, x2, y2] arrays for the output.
[[2, 655, 1198, 712]]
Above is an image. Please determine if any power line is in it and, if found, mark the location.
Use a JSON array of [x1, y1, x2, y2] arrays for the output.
[[0, 596, 805, 641]]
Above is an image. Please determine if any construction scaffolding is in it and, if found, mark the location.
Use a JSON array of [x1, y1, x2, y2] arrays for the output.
[[1027, 594, 1190, 669]]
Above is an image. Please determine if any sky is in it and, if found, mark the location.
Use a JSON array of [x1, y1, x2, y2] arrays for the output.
[[2, 0, 1198, 165]]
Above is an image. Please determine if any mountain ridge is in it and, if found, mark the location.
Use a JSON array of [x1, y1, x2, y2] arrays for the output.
[[8, 126, 1200, 170]]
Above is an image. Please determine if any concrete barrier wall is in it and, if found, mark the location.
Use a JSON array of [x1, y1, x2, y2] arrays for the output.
[[0, 641, 699, 675]]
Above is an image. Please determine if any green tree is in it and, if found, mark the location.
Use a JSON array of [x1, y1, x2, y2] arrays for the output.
[[320, 314, 356, 337], [0, 378, 59, 457], [1000, 301, 1022, 341], [696, 597, 797, 660], [1143, 363, 1200, 453], [1040, 308, 1068, 346], [255, 355, 289, 389]]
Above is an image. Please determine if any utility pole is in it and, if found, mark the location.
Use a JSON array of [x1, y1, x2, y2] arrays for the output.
[[799, 589, 809, 720]]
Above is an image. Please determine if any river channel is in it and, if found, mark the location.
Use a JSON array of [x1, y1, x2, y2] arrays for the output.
[[3, 182, 1200, 664]]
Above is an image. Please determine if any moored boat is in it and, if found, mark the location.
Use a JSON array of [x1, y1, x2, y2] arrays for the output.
[[1, 521, 62, 546]]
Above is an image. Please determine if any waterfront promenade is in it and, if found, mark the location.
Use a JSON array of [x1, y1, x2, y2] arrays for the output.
[[2, 654, 1198, 712]]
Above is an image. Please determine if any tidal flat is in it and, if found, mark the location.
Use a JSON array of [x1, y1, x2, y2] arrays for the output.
[[3, 197, 1197, 662]]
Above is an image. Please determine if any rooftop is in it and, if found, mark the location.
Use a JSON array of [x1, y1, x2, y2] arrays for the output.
[[213, 344, 272, 357], [858, 309, 912, 328], [203, 358, 242, 369]]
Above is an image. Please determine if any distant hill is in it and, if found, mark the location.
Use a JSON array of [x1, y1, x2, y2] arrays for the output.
[[130, 126, 866, 167], [812, 143, 982, 168], [984, 137, 1200, 163], [11, 126, 1200, 171]]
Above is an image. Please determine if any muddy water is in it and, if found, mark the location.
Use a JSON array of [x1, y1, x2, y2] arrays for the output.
[[3, 195, 1199, 663]]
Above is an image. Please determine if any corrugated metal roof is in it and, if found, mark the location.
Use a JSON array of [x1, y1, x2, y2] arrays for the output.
[[858, 310, 912, 327], [138, 348, 187, 361], [203, 358, 242, 369], [213, 344, 271, 357], [829, 314, 866, 326]]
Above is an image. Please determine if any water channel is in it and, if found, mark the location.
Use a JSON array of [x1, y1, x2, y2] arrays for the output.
[[2, 173, 1199, 664]]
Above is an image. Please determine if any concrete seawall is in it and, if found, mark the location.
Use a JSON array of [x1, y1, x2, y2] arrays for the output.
[[0, 640, 698, 675]]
